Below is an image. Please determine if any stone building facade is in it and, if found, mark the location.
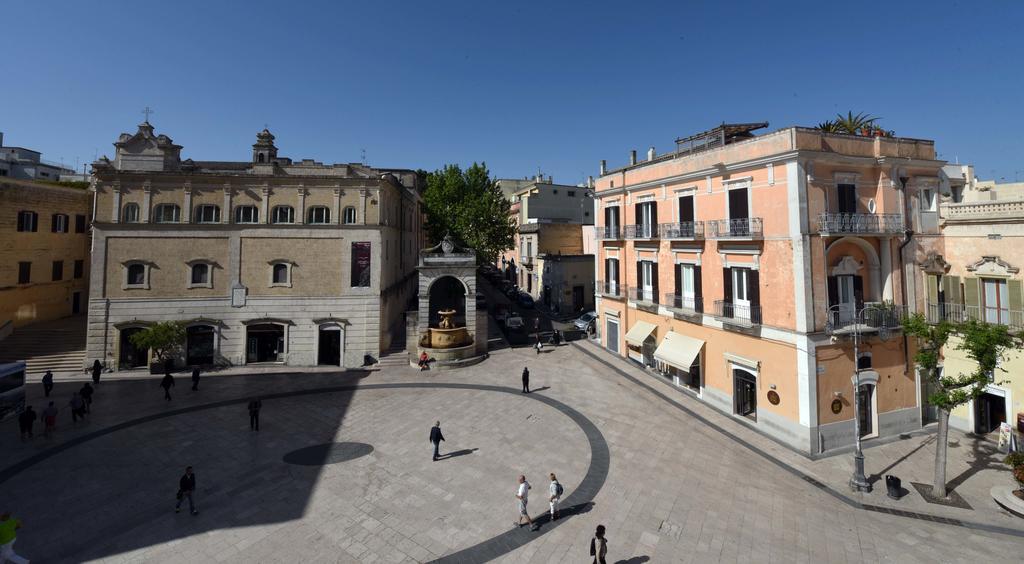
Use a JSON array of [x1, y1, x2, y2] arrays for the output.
[[0, 178, 92, 329], [86, 122, 423, 370]]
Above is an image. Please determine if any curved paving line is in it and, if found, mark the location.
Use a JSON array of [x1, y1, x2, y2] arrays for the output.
[[0, 382, 609, 562], [574, 342, 1024, 539]]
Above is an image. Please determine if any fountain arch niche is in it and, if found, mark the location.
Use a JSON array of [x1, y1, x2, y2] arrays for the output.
[[407, 234, 488, 369]]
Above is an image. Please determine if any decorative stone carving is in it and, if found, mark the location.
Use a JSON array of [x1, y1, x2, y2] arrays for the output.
[[831, 255, 863, 276], [966, 256, 1019, 277], [919, 252, 951, 275]]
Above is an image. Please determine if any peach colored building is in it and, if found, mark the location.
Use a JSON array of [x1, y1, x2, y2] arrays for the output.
[[594, 123, 945, 454]]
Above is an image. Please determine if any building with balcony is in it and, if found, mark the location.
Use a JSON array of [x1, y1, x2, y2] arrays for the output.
[[86, 122, 424, 370], [594, 122, 944, 454], [922, 175, 1024, 436]]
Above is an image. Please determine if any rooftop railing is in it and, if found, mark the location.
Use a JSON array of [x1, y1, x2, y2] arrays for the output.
[[707, 217, 763, 238], [941, 199, 1024, 221], [817, 213, 903, 235]]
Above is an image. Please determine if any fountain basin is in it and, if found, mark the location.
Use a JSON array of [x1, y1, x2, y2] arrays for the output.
[[427, 327, 470, 349]]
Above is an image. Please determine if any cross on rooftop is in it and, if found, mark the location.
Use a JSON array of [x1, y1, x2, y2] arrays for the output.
[[141, 107, 154, 123]]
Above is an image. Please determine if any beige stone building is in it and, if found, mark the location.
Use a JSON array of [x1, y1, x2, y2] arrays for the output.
[[87, 122, 423, 370], [0, 177, 91, 331]]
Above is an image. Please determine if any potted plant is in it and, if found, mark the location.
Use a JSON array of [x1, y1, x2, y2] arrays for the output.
[[129, 321, 187, 374], [1006, 452, 1024, 500]]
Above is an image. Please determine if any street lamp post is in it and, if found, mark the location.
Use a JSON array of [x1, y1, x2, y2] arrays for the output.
[[831, 304, 874, 493]]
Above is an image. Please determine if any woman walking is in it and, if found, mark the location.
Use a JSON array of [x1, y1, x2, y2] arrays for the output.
[[589, 525, 607, 564]]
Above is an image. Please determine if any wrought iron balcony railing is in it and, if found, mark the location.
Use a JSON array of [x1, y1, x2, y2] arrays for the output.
[[596, 280, 624, 299], [712, 300, 762, 325], [664, 294, 703, 314], [817, 213, 903, 235], [926, 301, 1023, 331], [707, 217, 763, 238], [628, 286, 658, 304], [659, 221, 704, 239], [624, 224, 659, 240], [597, 225, 622, 240], [824, 303, 908, 335]]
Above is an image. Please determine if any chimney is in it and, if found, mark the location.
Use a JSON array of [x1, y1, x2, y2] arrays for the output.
[[647, 147, 655, 161], [629, 150, 637, 166], [600, 160, 607, 175], [588, 176, 594, 188]]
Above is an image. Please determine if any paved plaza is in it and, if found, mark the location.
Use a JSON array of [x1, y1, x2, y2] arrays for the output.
[[3, 339, 1024, 563]]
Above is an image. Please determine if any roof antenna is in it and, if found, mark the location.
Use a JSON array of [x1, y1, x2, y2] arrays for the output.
[[361, 148, 366, 165]]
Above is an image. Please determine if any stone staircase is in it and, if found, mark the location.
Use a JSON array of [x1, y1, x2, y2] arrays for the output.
[[0, 316, 87, 378], [375, 332, 410, 369]]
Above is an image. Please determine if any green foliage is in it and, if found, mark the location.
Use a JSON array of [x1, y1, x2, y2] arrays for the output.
[[422, 163, 515, 264], [817, 120, 842, 133], [1005, 452, 1024, 468], [128, 321, 186, 363], [36, 179, 91, 189], [834, 111, 879, 135]]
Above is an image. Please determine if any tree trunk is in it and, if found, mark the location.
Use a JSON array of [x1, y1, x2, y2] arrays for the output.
[[933, 408, 950, 498]]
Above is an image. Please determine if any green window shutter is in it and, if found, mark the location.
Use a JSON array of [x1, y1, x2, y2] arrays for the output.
[[927, 275, 939, 304], [943, 275, 961, 305], [1008, 279, 1023, 314], [963, 277, 980, 317]]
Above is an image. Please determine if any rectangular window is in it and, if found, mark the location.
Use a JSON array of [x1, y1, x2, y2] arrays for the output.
[[195, 205, 220, 223], [836, 184, 857, 214], [351, 242, 371, 287], [982, 278, 1009, 325], [51, 214, 68, 233], [16, 211, 38, 232], [568, 190, 576, 197], [678, 195, 694, 223], [235, 206, 259, 224], [75, 214, 87, 233], [18, 262, 31, 284], [73, 259, 84, 279], [921, 189, 937, 212], [52, 260, 63, 281]]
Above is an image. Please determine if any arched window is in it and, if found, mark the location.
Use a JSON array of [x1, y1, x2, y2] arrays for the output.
[[235, 205, 259, 224], [122, 203, 140, 223], [16, 210, 38, 232], [257, 153, 265, 163], [343, 206, 357, 224], [153, 204, 181, 223], [194, 204, 221, 224], [51, 213, 69, 233], [271, 206, 295, 224], [857, 353, 872, 370], [191, 263, 210, 285], [125, 263, 148, 288], [307, 206, 330, 224], [270, 262, 292, 287]]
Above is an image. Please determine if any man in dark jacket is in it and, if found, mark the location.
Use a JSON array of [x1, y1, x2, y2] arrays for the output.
[[521, 367, 530, 393], [91, 359, 102, 385], [430, 421, 445, 461], [18, 406, 37, 440], [191, 366, 201, 391], [42, 370, 54, 397], [160, 370, 175, 401], [175, 466, 198, 515], [80, 383, 94, 413], [248, 398, 262, 431]]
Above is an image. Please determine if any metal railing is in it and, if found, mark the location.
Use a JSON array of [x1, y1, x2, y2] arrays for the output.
[[712, 300, 762, 325], [707, 217, 763, 238], [659, 221, 704, 239], [817, 213, 903, 235], [664, 294, 703, 314], [825, 303, 907, 334], [926, 301, 1023, 331], [624, 224, 658, 239], [596, 280, 624, 299], [628, 287, 658, 304], [597, 225, 622, 239], [520, 255, 534, 265]]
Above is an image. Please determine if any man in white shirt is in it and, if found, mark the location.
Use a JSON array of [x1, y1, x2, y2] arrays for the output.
[[515, 475, 537, 530], [548, 473, 562, 521]]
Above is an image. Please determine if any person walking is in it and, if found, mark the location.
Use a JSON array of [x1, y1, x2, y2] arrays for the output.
[[248, 398, 262, 431], [0, 511, 29, 564], [41, 402, 58, 436], [589, 525, 608, 564], [515, 475, 537, 530], [521, 367, 530, 394], [160, 370, 175, 401], [174, 466, 198, 515], [91, 359, 103, 385], [534, 334, 543, 354], [548, 473, 563, 521], [80, 382, 94, 414], [69, 392, 86, 423], [17, 407, 36, 441], [190, 366, 201, 391], [429, 421, 445, 461], [42, 370, 54, 398]]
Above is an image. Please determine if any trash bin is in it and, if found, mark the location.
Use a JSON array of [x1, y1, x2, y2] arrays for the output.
[[885, 475, 902, 499]]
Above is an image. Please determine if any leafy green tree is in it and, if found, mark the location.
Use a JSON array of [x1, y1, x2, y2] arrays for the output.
[[129, 321, 187, 364], [904, 314, 1018, 498], [422, 163, 515, 264]]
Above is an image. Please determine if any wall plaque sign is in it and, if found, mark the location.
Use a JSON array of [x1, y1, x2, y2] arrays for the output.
[[831, 399, 843, 414], [767, 390, 780, 405]]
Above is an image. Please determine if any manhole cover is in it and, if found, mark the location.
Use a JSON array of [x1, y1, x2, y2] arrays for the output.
[[282, 442, 374, 466]]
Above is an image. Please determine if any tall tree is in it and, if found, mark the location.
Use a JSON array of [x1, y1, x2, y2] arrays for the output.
[[903, 314, 1018, 498], [422, 163, 515, 264]]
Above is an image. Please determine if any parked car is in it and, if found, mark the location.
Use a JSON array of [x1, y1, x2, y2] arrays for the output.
[[505, 315, 525, 331], [573, 311, 598, 333], [516, 292, 535, 309]]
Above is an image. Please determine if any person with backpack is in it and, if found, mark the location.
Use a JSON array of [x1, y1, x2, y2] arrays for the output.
[[590, 524, 607, 564], [548, 473, 563, 521]]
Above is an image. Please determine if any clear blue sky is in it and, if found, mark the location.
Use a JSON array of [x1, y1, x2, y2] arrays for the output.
[[3, 0, 1023, 183]]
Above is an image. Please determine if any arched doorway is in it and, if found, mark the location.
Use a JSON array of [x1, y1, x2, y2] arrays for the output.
[[119, 327, 148, 369], [317, 324, 343, 366], [428, 276, 467, 328], [246, 323, 285, 363], [186, 325, 215, 365]]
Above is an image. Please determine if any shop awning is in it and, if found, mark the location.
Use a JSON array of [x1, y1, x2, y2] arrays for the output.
[[624, 320, 657, 345], [654, 331, 704, 371]]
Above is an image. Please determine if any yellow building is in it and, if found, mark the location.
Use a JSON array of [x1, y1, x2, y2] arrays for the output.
[[0, 178, 91, 331], [924, 178, 1024, 435]]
